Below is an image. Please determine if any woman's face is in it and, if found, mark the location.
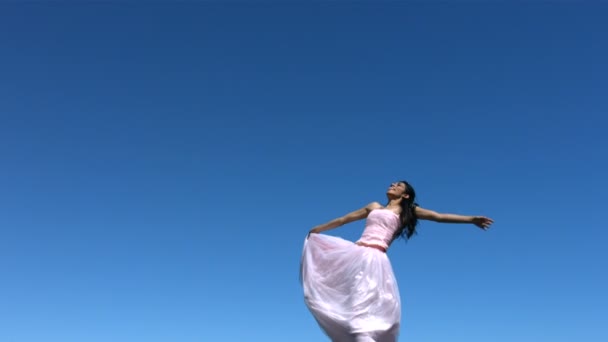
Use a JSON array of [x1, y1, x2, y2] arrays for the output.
[[387, 182, 409, 200]]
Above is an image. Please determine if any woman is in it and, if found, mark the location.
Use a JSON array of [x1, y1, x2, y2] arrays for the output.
[[300, 180, 493, 342]]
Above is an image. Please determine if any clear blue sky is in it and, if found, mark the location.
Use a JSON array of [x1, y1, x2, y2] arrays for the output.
[[1, 2, 606, 341]]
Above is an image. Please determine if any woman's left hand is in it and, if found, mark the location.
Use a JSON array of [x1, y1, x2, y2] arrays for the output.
[[472, 216, 494, 230]]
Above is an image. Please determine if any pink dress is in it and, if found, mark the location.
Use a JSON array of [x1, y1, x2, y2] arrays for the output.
[[300, 209, 402, 342]]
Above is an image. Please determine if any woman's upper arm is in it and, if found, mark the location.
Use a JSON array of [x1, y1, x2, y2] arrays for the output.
[[341, 202, 382, 224], [415, 206, 441, 221]]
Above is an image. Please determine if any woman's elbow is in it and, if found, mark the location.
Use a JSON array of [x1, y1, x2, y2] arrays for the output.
[[433, 213, 445, 222]]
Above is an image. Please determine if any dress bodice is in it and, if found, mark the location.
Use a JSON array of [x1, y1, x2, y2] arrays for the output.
[[356, 209, 401, 250]]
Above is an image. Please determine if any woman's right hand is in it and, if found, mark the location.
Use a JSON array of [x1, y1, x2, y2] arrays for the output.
[[307, 228, 320, 238]]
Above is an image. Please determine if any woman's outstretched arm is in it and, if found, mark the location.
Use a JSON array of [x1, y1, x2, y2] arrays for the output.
[[415, 206, 493, 230], [308, 202, 382, 236]]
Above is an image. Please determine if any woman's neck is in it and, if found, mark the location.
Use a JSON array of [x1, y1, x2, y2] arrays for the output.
[[386, 198, 404, 210]]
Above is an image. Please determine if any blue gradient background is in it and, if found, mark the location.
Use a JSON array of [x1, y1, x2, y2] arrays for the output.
[[1, 2, 606, 341]]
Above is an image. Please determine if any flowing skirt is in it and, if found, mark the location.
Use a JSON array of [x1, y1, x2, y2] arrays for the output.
[[300, 233, 401, 342]]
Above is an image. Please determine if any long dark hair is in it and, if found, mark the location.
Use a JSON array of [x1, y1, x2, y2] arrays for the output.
[[394, 180, 419, 240]]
